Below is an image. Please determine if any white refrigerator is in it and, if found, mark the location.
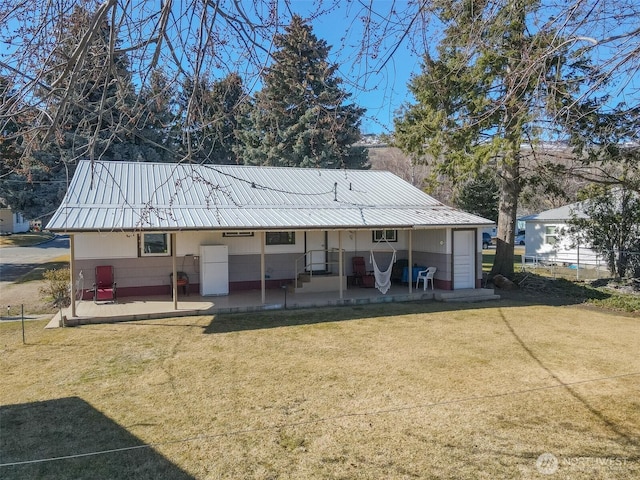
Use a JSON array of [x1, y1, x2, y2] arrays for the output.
[[199, 245, 229, 296]]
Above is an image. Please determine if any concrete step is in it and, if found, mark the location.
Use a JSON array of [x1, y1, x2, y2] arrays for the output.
[[294, 274, 343, 293], [435, 288, 500, 303], [440, 294, 501, 303]]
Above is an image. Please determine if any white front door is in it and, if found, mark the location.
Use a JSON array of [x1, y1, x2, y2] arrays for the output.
[[306, 231, 327, 272], [453, 230, 475, 289]]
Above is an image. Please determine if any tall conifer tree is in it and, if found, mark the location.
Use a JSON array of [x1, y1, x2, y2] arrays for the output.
[[119, 69, 178, 163], [393, 0, 589, 277], [1, 6, 174, 220], [239, 15, 368, 169], [38, 5, 135, 162], [179, 73, 246, 164]]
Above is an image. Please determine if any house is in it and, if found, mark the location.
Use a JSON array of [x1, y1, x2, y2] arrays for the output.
[[46, 160, 494, 309], [0, 207, 30, 234], [521, 202, 602, 266]]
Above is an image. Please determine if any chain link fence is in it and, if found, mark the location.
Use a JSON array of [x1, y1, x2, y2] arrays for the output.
[[519, 250, 640, 281]]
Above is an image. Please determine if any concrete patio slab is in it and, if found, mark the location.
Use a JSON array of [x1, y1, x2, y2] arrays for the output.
[[46, 286, 499, 328]]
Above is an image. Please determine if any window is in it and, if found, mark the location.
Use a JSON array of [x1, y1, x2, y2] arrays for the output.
[[266, 231, 295, 245], [372, 229, 397, 242], [140, 233, 171, 256], [544, 226, 558, 245]]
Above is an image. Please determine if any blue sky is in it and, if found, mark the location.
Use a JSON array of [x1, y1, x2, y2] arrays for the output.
[[2, 1, 636, 138], [0, 0, 418, 136], [312, 23, 421, 135], [288, 2, 423, 135], [289, 1, 640, 136]]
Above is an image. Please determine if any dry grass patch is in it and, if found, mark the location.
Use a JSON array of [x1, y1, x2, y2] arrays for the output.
[[1, 303, 638, 479], [0, 255, 71, 316], [0, 280, 55, 315]]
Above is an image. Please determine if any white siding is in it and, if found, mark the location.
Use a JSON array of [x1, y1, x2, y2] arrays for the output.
[[175, 231, 217, 255], [176, 231, 304, 256], [526, 221, 602, 265], [74, 233, 137, 259], [13, 213, 30, 233], [413, 229, 448, 254]]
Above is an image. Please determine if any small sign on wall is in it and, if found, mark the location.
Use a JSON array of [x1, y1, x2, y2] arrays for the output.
[[222, 231, 254, 237]]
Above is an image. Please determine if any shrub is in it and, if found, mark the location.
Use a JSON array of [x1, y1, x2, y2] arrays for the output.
[[39, 268, 71, 308]]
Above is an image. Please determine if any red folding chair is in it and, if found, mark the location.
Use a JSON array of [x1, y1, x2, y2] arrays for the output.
[[352, 256, 375, 288], [93, 266, 117, 303]]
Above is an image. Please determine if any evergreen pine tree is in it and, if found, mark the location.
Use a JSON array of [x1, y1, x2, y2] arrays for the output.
[[393, 0, 589, 277], [39, 5, 136, 162], [0, 76, 20, 176], [3, 6, 169, 221], [179, 73, 246, 164], [122, 69, 179, 163], [453, 169, 500, 223], [239, 15, 368, 169]]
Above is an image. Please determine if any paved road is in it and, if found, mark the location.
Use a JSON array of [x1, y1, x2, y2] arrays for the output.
[[0, 235, 70, 282]]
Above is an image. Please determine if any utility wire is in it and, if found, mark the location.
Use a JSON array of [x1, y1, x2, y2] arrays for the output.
[[200, 163, 337, 197], [1, 370, 637, 468], [0, 179, 68, 184]]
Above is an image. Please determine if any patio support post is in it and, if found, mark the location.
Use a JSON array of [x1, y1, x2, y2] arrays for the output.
[[339, 231, 343, 299], [261, 231, 266, 304], [70, 234, 76, 317], [171, 233, 178, 310], [408, 229, 413, 293]]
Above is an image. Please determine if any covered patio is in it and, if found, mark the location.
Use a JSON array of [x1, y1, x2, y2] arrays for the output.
[[47, 161, 497, 326], [47, 285, 499, 328]]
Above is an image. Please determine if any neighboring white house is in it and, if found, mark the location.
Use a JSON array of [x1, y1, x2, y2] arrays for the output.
[[0, 208, 30, 234], [521, 202, 602, 266], [46, 160, 494, 301]]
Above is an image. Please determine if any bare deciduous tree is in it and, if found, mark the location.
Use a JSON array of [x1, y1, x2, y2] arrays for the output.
[[0, 0, 637, 233], [1, 0, 637, 160]]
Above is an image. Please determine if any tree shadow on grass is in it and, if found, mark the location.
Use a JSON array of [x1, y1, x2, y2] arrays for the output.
[[499, 311, 639, 449], [0, 397, 194, 480], [203, 301, 461, 334], [203, 272, 632, 334]]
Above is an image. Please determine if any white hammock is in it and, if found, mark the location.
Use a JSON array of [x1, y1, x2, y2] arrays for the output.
[[370, 248, 396, 294]]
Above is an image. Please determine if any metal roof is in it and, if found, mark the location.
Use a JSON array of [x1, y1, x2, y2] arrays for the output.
[[522, 202, 588, 222], [47, 160, 493, 231]]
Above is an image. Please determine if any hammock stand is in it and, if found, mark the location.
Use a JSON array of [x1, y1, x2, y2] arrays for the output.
[[369, 237, 397, 294]]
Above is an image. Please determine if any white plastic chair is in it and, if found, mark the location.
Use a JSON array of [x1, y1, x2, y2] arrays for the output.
[[416, 267, 437, 290]]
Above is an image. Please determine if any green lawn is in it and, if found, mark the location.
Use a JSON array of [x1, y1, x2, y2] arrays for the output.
[[1, 301, 638, 479], [13, 257, 70, 284], [0, 232, 54, 247], [482, 246, 526, 272]]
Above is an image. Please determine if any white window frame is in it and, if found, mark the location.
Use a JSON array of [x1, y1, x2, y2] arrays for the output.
[[544, 226, 558, 245], [372, 229, 398, 242]]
